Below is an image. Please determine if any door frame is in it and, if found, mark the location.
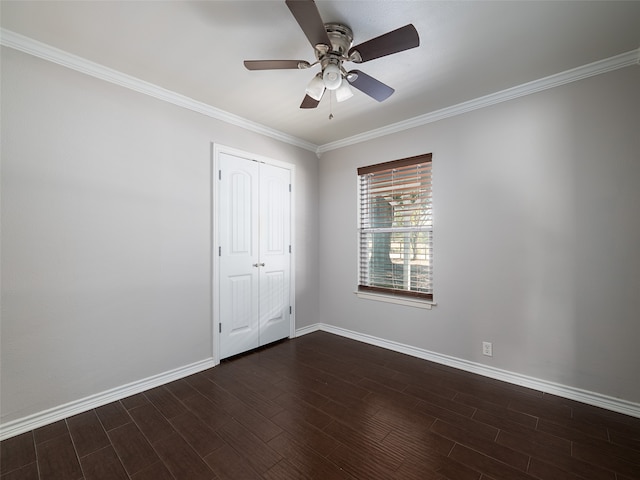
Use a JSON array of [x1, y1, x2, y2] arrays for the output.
[[211, 143, 296, 365]]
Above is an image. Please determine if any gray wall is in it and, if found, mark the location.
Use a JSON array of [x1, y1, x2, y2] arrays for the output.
[[0, 47, 319, 424], [2, 42, 639, 428], [318, 65, 640, 403]]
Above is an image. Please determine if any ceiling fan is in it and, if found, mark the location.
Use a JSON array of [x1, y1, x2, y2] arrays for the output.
[[243, 0, 420, 109]]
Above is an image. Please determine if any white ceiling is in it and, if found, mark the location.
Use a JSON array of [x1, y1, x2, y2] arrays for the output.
[[2, 1, 639, 147]]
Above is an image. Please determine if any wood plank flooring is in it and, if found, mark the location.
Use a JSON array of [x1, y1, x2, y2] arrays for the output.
[[2, 331, 639, 479]]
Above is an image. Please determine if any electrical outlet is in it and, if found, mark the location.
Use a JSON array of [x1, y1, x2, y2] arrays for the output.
[[482, 341, 493, 357]]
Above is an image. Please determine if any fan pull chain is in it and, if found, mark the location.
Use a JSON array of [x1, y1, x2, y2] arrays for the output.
[[329, 91, 334, 120]]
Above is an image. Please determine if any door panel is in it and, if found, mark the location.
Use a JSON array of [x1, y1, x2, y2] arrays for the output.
[[263, 177, 285, 255], [258, 163, 291, 346], [224, 274, 258, 355], [230, 172, 252, 254], [219, 154, 259, 359], [229, 275, 254, 331]]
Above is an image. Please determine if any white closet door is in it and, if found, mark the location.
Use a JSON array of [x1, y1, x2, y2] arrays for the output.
[[219, 153, 260, 359], [258, 163, 291, 346], [218, 153, 291, 359]]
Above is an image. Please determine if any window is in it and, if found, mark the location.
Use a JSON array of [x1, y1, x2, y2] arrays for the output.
[[358, 153, 433, 301]]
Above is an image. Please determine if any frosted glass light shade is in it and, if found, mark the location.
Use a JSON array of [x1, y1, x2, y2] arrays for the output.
[[322, 63, 342, 90], [335, 80, 353, 102], [305, 74, 325, 101]]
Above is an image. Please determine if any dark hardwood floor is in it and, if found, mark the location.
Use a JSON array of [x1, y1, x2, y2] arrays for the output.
[[2, 331, 640, 480]]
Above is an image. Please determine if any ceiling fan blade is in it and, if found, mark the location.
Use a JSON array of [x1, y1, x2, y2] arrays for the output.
[[244, 60, 310, 70], [286, 0, 331, 49], [300, 93, 321, 109], [347, 70, 394, 102], [349, 24, 419, 63]]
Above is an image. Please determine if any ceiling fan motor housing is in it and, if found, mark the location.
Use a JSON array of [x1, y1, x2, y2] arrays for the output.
[[323, 23, 353, 56], [317, 23, 354, 86]]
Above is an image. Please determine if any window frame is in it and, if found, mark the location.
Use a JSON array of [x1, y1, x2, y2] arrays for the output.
[[356, 153, 434, 305]]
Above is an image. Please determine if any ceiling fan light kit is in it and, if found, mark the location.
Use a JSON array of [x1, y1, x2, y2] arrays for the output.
[[244, 0, 419, 110], [305, 73, 325, 101], [322, 62, 342, 90], [335, 80, 353, 103]]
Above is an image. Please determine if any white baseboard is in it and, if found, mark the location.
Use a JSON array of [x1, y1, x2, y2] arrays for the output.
[[294, 323, 322, 337], [297, 323, 640, 419], [0, 357, 215, 441], [4, 324, 638, 441]]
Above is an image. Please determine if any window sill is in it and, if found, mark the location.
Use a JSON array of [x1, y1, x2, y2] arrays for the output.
[[354, 291, 436, 310]]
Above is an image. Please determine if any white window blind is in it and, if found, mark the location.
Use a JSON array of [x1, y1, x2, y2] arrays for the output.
[[358, 154, 433, 300]]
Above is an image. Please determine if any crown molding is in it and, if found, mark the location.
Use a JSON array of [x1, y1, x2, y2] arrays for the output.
[[0, 28, 318, 153], [317, 48, 640, 155], [2, 29, 637, 158]]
